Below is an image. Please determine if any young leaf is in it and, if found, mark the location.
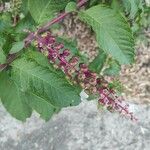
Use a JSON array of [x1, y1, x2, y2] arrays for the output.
[[0, 72, 32, 121], [11, 57, 81, 107], [65, 2, 77, 12], [28, 0, 71, 24], [0, 48, 6, 64], [89, 49, 107, 73], [79, 5, 135, 64], [108, 80, 123, 93], [103, 60, 121, 76], [9, 41, 24, 54], [25, 92, 60, 121]]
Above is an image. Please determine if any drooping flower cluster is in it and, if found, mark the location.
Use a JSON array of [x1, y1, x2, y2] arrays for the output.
[[35, 32, 137, 121]]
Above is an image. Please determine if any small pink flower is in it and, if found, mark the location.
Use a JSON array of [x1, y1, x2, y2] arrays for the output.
[[35, 32, 137, 121]]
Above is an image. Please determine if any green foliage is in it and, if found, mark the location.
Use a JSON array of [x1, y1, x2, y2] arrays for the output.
[[122, 0, 144, 19], [103, 60, 121, 76], [89, 49, 107, 73], [108, 79, 123, 93], [25, 92, 59, 121], [0, 0, 147, 121], [111, 0, 122, 12], [9, 41, 24, 54], [65, 2, 77, 12], [11, 54, 81, 107], [0, 13, 11, 32], [0, 48, 6, 64], [79, 5, 135, 65], [15, 13, 36, 33], [27, 0, 71, 24], [0, 51, 81, 121], [0, 72, 32, 121]]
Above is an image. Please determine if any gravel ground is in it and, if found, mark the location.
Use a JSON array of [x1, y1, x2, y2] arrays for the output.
[[0, 95, 150, 150]]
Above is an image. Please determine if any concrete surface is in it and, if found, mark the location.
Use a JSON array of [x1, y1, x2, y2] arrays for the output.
[[0, 94, 150, 150]]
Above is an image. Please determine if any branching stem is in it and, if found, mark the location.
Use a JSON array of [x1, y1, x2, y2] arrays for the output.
[[0, 0, 88, 71]]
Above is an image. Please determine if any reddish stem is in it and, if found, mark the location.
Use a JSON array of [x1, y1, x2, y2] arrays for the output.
[[24, 0, 87, 46], [0, 0, 88, 71]]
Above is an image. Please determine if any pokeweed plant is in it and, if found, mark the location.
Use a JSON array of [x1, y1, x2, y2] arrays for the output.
[[0, 0, 147, 122]]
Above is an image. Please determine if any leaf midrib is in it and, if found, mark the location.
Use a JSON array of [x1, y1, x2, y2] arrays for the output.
[[38, 0, 52, 24]]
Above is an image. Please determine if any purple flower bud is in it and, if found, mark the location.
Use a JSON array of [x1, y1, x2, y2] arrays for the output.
[[49, 37, 56, 44], [62, 49, 70, 56], [55, 43, 64, 50]]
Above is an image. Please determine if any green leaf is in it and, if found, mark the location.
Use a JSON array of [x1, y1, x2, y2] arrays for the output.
[[88, 0, 100, 7], [28, 0, 71, 24], [89, 49, 107, 73], [25, 51, 65, 77], [25, 50, 51, 68], [0, 34, 6, 47], [111, 0, 122, 12], [122, 0, 144, 19], [103, 60, 121, 76], [15, 13, 36, 33], [2, 34, 14, 54], [0, 21, 8, 32], [0, 13, 11, 32], [79, 5, 135, 64], [25, 92, 59, 121], [0, 72, 32, 121], [0, 48, 6, 64], [108, 80, 123, 93], [65, 2, 77, 12], [9, 41, 24, 54], [11, 57, 81, 107]]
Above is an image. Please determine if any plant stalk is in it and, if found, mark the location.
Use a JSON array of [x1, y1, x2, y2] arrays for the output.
[[0, 0, 88, 71]]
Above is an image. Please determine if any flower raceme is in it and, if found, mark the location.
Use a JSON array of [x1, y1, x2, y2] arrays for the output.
[[35, 32, 137, 121]]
